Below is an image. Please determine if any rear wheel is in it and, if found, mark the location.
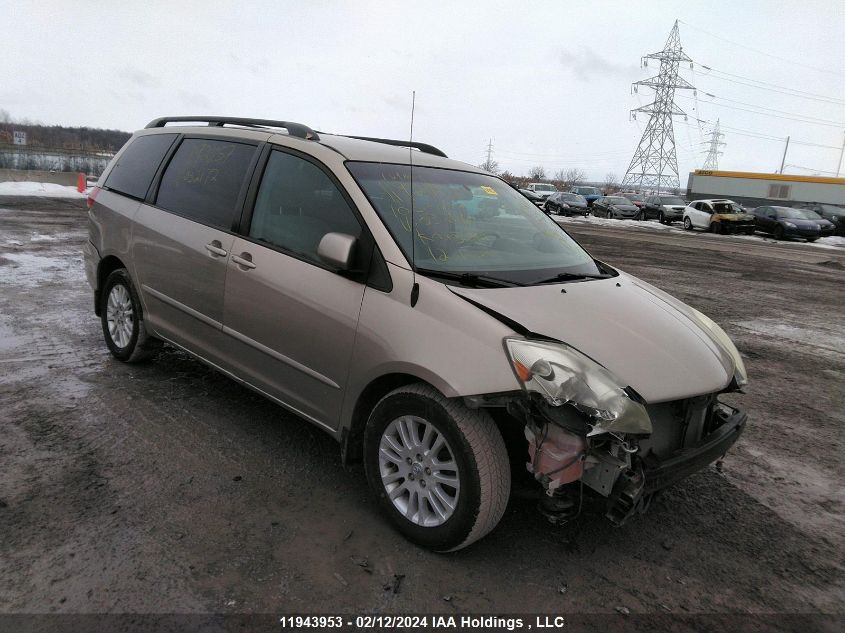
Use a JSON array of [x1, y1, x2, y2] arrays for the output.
[[364, 383, 510, 552], [658, 211, 665, 224], [774, 225, 785, 240], [683, 217, 693, 231], [100, 269, 161, 362], [606, 211, 613, 219]]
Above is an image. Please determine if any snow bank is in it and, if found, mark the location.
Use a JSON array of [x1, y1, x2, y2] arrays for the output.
[[0, 181, 86, 198]]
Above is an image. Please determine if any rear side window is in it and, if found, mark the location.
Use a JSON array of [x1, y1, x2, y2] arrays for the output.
[[156, 138, 256, 230], [105, 134, 177, 200], [249, 150, 362, 264]]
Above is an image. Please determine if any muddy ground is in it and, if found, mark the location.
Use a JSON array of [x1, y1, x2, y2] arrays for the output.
[[0, 199, 843, 628]]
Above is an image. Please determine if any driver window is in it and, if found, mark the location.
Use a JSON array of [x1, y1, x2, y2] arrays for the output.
[[250, 151, 362, 264]]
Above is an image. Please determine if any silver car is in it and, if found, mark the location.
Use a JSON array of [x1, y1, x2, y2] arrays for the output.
[[83, 116, 748, 551]]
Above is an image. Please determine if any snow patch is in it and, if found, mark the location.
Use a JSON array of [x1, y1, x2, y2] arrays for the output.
[[0, 181, 86, 198], [0, 252, 85, 287]]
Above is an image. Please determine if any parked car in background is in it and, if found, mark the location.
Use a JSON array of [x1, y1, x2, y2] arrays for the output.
[[795, 202, 845, 236], [570, 186, 602, 207], [545, 192, 589, 216], [592, 196, 640, 219], [525, 182, 558, 200], [642, 194, 687, 223], [618, 192, 645, 213], [519, 188, 545, 207], [683, 199, 755, 234], [752, 206, 835, 242]]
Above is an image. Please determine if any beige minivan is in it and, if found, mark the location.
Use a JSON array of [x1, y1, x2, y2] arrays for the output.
[[83, 116, 747, 551]]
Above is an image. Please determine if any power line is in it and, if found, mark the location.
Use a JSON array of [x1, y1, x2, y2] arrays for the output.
[[695, 65, 845, 106], [676, 93, 845, 128], [694, 91, 845, 125], [679, 19, 845, 79]]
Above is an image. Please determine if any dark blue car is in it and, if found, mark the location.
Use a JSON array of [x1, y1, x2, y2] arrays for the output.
[[570, 186, 602, 207], [752, 206, 835, 242]]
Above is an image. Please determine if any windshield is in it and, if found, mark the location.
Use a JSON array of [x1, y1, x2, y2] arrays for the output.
[[712, 202, 744, 214], [776, 208, 822, 220], [575, 187, 600, 196], [662, 196, 686, 205], [347, 162, 601, 283], [561, 193, 587, 203], [533, 184, 556, 192]]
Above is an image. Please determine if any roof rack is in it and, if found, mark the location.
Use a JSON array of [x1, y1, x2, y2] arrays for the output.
[[144, 116, 320, 141], [332, 135, 447, 158]]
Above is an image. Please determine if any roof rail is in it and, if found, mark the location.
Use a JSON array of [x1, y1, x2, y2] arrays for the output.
[[332, 135, 447, 158], [144, 116, 320, 141]]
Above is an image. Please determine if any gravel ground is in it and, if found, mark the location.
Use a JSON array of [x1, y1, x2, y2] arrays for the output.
[[0, 200, 843, 631]]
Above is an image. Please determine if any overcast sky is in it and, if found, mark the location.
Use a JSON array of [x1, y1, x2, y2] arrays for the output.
[[4, 0, 845, 182]]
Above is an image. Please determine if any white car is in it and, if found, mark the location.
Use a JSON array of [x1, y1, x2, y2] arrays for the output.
[[682, 199, 757, 235], [525, 182, 558, 200]]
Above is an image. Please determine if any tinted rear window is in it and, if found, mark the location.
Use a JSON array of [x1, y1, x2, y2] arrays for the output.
[[105, 134, 177, 199], [155, 138, 256, 230]]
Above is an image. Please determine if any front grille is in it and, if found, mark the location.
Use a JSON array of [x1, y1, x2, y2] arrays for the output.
[[641, 394, 718, 460]]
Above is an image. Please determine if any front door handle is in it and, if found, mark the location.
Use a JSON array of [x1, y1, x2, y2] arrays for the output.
[[205, 241, 228, 257], [232, 253, 256, 270]]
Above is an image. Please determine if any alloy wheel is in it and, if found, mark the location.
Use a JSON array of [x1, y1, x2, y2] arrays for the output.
[[378, 415, 460, 527], [106, 284, 134, 348]]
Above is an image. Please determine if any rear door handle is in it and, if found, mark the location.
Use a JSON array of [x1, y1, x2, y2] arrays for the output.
[[205, 241, 228, 257], [232, 253, 256, 270]]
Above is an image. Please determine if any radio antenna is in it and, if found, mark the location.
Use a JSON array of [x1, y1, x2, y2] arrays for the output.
[[409, 90, 420, 307]]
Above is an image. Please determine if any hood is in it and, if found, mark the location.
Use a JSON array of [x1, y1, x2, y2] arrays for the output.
[[786, 218, 829, 228], [613, 204, 639, 212], [663, 205, 686, 211], [713, 212, 754, 221], [562, 201, 587, 208], [449, 274, 736, 403]]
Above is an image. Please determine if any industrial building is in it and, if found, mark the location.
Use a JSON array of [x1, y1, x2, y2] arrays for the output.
[[686, 169, 845, 208]]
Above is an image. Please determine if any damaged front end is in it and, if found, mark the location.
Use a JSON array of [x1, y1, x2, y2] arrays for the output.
[[494, 337, 747, 526]]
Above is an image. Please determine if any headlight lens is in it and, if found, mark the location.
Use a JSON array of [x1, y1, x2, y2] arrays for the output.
[[784, 221, 797, 228], [504, 338, 652, 436], [688, 308, 748, 387]]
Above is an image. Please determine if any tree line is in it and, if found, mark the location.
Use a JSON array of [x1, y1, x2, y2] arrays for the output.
[[479, 155, 622, 193], [0, 110, 130, 153]]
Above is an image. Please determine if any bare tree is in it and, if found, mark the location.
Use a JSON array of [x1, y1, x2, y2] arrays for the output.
[[603, 172, 619, 193], [478, 157, 500, 174], [559, 168, 586, 190], [528, 165, 546, 180]]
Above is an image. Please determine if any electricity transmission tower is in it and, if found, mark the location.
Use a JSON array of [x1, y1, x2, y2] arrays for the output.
[[622, 20, 695, 193], [702, 119, 725, 170]]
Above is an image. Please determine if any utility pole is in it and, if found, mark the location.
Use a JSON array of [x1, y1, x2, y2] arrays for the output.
[[702, 119, 725, 170], [622, 20, 695, 194], [837, 131, 845, 177], [779, 136, 790, 174]]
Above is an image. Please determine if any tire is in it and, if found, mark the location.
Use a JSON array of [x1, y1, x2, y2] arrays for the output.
[[774, 225, 785, 240], [710, 222, 719, 234], [364, 383, 510, 552], [100, 268, 161, 363], [807, 237, 818, 242], [606, 211, 613, 219], [683, 217, 693, 231], [658, 211, 665, 224]]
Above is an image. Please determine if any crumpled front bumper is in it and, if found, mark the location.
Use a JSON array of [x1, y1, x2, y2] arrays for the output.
[[642, 403, 746, 493]]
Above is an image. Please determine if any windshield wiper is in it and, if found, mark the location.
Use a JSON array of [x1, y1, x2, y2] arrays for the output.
[[416, 268, 524, 288], [531, 271, 612, 285]]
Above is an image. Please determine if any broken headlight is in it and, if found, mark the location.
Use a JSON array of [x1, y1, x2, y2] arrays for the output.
[[688, 308, 748, 388], [504, 338, 652, 436]]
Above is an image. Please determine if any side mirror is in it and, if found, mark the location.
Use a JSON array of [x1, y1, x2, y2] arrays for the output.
[[317, 232, 357, 271]]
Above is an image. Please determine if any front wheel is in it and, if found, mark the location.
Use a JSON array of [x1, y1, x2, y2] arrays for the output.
[[683, 217, 693, 231], [774, 225, 785, 240], [606, 211, 613, 219], [100, 268, 161, 362], [658, 211, 665, 224], [364, 383, 510, 552]]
